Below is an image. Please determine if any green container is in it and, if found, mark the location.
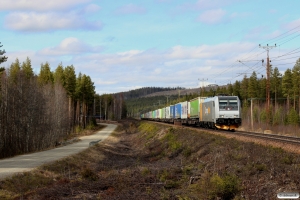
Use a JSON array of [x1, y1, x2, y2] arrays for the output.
[[190, 97, 206, 118], [159, 108, 162, 119]]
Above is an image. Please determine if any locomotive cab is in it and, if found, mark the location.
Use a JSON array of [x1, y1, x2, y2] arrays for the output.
[[215, 96, 241, 131]]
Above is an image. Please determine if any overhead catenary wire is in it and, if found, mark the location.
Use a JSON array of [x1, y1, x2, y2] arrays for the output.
[[198, 23, 300, 88]]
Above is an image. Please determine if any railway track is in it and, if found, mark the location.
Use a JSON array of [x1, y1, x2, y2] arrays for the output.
[[189, 125, 300, 145], [227, 130, 300, 145], [147, 120, 300, 146]]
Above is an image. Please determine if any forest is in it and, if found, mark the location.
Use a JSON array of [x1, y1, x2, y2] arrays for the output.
[[121, 86, 184, 99], [126, 58, 300, 134], [0, 55, 98, 158], [0, 41, 131, 158]]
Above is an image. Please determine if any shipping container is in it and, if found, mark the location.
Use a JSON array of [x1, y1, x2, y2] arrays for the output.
[[148, 111, 151, 119], [158, 109, 162, 119], [175, 103, 181, 119], [200, 98, 215, 122], [166, 106, 171, 119], [170, 105, 175, 119], [162, 107, 166, 119], [188, 102, 191, 118], [189, 97, 206, 118], [180, 101, 188, 119]]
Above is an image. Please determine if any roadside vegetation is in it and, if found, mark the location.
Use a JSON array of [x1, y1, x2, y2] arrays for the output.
[[1, 120, 300, 199]]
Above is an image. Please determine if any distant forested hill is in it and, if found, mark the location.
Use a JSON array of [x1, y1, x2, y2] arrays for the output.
[[120, 86, 185, 100]]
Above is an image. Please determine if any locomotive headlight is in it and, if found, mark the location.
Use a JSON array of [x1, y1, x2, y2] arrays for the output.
[[219, 115, 224, 118]]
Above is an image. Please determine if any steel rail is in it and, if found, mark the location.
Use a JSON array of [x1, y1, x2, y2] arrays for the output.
[[143, 119, 300, 145]]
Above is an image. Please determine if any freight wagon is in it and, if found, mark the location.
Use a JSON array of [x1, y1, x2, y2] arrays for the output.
[[141, 95, 242, 131]]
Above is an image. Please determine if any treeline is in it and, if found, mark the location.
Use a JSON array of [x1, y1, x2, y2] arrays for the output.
[[215, 58, 300, 127], [94, 93, 127, 121], [122, 86, 185, 100], [0, 56, 95, 158], [126, 93, 196, 117], [129, 58, 300, 129]]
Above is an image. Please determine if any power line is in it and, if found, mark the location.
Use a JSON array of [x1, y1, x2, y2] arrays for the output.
[[277, 33, 300, 46], [274, 62, 298, 66], [196, 24, 300, 89], [271, 55, 300, 61], [262, 24, 300, 44]]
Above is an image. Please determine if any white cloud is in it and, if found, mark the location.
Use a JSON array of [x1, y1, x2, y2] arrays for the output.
[[230, 12, 251, 19], [38, 37, 103, 56], [269, 9, 277, 14], [7, 41, 277, 94], [154, 0, 172, 2], [95, 80, 117, 85], [114, 4, 147, 15], [243, 26, 268, 40], [197, 9, 226, 24], [82, 4, 101, 13], [4, 12, 103, 32], [0, 0, 91, 11], [285, 18, 300, 30], [174, 0, 240, 14]]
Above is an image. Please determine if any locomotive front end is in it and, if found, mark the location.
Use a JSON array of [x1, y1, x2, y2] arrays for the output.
[[215, 96, 242, 131]]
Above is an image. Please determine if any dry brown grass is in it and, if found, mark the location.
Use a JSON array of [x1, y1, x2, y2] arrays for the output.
[[1, 120, 300, 199]]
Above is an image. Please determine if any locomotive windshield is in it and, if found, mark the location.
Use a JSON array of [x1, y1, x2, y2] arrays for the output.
[[219, 97, 238, 111]]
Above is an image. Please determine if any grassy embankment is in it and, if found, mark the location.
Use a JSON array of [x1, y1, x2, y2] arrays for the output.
[[0, 120, 299, 199]]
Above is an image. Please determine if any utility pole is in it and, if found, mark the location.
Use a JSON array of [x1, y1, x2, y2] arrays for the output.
[[158, 100, 162, 106], [165, 95, 171, 105], [99, 96, 102, 121], [251, 98, 253, 131], [176, 88, 181, 100], [93, 97, 96, 119], [198, 78, 208, 97], [259, 44, 276, 124]]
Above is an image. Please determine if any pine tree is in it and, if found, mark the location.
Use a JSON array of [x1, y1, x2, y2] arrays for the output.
[[292, 58, 300, 114], [64, 65, 76, 98], [271, 66, 282, 108], [240, 75, 249, 104], [9, 58, 21, 83], [0, 42, 8, 65], [257, 76, 266, 99], [287, 108, 299, 126], [21, 57, 34, 79], [282, 68, 293, 111], [53, 63, 65, 85], [248, 71, 258, 98], [233, 80, 241, 99], [38, 62, 53, 85]]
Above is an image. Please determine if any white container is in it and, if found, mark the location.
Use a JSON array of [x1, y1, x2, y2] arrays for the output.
[[165, 106, 171, 119], [180, 101, 188, 119]]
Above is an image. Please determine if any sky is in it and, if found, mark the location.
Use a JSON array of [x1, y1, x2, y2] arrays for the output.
[[1, 0, 300, 94]]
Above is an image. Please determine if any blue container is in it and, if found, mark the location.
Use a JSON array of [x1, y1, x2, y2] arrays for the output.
[[175, 103, 182, 119], [170, 105, 175, 119]]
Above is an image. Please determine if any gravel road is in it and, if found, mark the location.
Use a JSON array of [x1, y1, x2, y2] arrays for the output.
[[0, 123, 117, 179]]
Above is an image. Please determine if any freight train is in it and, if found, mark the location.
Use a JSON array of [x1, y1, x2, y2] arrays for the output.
[[140, 95, 242, 131]]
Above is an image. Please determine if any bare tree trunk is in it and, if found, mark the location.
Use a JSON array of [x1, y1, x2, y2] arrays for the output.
[[294, 91, 296, 110], [287, 95, 290, 112]]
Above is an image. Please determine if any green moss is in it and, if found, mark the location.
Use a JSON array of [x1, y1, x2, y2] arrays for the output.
[[139, 122, 158, 135], [255, 164, 267, 172], [162, 129, 182, 151]]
